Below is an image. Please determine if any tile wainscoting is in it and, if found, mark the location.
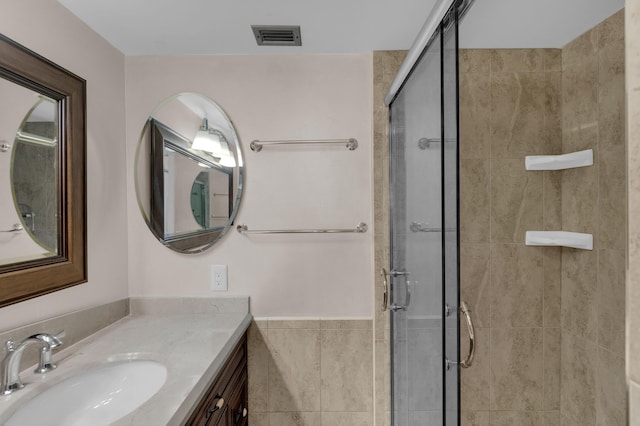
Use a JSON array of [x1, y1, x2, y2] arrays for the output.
[[247, 318, 374, 426]]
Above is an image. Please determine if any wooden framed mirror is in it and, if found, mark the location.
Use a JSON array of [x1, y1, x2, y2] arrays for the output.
[[0, 34, 87, 307]]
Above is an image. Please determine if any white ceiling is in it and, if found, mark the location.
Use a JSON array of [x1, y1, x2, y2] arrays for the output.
[[57, 0, 625, 56]]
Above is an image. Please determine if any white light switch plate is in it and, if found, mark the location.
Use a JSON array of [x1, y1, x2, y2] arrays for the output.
[[211, 265, 228, 291]]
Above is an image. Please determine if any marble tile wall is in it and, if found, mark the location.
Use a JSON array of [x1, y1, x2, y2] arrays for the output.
[[561, 9, 627, 426], [247, 319, 373, 426], [373, 50, 407, 426], [459, 47, 563, 424], [628, 0, 640, 424], [372, 10, 627, 424]]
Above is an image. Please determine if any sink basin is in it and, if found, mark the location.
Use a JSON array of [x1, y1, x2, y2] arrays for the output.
[[6, 359, 167, 426]]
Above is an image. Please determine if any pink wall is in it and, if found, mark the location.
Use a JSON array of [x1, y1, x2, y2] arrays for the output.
[[0, 1, 129, 330], [125, 55, 374, 317], [0, 3, 374, 325]]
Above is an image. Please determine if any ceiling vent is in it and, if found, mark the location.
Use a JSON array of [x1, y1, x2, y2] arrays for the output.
[[251, 25, 301, 46]]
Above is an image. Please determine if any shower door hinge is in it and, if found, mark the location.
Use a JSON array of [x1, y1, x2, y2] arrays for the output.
[[445, 303, 451, 317]]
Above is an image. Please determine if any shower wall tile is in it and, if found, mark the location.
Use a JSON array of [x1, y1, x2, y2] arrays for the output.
[[542, 410, 561, 426], [490, 159, 543, 243], [543, 172, 562, 230], [561, 163, 599, 242], [543, 328, 561, 410], [489, 411, 543, 426], [373, 51, 405, 426], [597, 250, 626, 357], [460, 159, 490, 243], [563, 27, 599, 69], [543, 247, 562, 327], [460, 73, 491, 159], [491, 244, 544, 328], [460, 327, 490, 411], [598, 9, 625, 48], [598, 43, 625, 150], [561, 249, 598, 341], [560, 333, 597, 426], [490, 72, 547, 158], [459, 47, 562, 421], [460, 244, 491, 328], [320, 328, 373, 412], [544, 72, 563, 155], [490, 327, 543, 411], [599, 147, 626, 251], [375, 338, 390, 414], [459, 49, 491, 73], [562, 58, 599, 152], [491, 49, 544, 73], [561, 10, 627, 424], [596, 348, 626, 426], [461, 411, 489, 426], [544, 49, 562, 72]]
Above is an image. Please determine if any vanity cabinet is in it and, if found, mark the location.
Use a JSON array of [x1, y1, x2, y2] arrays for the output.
[[185, 333, 248, 426]]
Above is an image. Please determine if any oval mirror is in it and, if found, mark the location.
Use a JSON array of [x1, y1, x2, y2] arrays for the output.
[[11, 96, 59, 255], [135, 93, 243, 253]]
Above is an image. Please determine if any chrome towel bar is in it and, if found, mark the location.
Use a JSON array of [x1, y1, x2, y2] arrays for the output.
[[0, 224, 23, 233], [250, 138, 358, 152], [237, 222, 368, 235]]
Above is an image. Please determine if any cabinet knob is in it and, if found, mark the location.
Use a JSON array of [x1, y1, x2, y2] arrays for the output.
[[205, 396, 225, 419], [243, 408, 248, 417]]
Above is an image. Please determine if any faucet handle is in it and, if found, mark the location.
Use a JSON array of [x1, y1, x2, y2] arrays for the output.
[[31, 332, 63, 349], [5, 340, 15, 352], [32, 333, 64, 374]]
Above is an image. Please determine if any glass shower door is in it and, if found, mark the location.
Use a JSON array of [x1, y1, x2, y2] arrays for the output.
[[388, 4, 461, 425]]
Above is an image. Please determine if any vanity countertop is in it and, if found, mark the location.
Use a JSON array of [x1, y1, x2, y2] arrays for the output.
[[0, 296, 252, 426]]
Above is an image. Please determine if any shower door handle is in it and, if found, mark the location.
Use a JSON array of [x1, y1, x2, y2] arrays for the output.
[[389, 270, 411, 312], [459, 301, 475, 368], [445, 301, 476, 370], [381, 268, 389, 312]]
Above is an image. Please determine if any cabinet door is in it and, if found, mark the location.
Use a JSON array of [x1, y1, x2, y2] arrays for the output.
[[227, 368, 248, 426], [203, 395, 227, 426]]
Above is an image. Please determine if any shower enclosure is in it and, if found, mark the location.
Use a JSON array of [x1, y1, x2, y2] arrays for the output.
[[384, 0, 473, 424]]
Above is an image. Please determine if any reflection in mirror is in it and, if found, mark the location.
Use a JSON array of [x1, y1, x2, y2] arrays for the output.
[[135, 93, 243, 253], [12, 97, 59, 254], [0, 34, 86, 307], [0, 84, 58, 266]]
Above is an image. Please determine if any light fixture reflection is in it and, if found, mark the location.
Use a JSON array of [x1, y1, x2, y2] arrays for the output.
[[218, 141, 236, 167], [192, 118, 222, 153], [191, 118, 237, 167]]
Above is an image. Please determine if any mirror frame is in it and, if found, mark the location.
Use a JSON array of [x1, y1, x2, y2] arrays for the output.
[[0, 34, 87, 307], [148, 118, 233, 252]]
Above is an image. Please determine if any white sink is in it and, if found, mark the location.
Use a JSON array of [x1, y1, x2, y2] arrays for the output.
[[6, 359, 167, 426]]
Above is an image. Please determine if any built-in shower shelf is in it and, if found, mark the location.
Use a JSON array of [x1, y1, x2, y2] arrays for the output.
[[525, 149, 593, 171], [525, 231, 593, 250]]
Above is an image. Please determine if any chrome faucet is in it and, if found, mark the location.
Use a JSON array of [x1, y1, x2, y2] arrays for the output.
[[2, 332, 63, 395]]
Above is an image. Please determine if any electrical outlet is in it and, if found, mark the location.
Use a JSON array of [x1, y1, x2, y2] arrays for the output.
[[211, 265, 228, 291]]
